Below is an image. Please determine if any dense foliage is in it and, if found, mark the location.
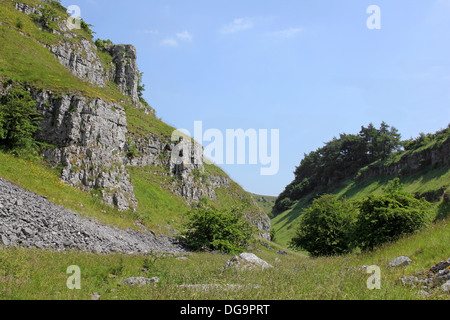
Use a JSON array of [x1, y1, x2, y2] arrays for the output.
[[289, 179, 432, 256], [355, 179, 432, 252], [275, 122, 402, 213], [289, 195, 358, 257], [0, 87, 41, 155], [179, 203, 255, 254]]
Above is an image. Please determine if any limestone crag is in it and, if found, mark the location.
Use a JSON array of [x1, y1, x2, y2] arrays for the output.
[[31, 89, 137, 211], [47, 39, 106, 87], [104, 44, 140, 104], [15, 2, 43, 16], [358, 138, 450, 180]]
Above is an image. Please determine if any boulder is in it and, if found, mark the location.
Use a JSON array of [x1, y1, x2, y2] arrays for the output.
[[118, 277, 159, 287], [389, 256, 412, 267], [442, 280, 450, 293], [224, 253, 273, 271]]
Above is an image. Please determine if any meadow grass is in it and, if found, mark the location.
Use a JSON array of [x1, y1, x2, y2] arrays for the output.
[[0, 217, 448, 300], [127, 165, 189, 233]]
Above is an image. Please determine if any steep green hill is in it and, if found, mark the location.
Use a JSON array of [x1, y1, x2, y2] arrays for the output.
[[272, 126, 450, 247]]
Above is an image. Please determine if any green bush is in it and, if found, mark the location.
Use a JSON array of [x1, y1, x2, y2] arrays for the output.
[[80, 19, 94, 38], [31, 7, 58, 31], [180, 203, 255, 254], [0, 87, 41, 155], [355, 179, 431, 251], [275, 197, 293, 212], [289, 195, 359, 257]]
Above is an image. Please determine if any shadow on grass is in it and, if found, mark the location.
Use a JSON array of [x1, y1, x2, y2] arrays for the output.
[[435, 200, 450, 222]]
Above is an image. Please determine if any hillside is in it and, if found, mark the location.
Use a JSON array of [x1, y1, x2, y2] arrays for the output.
[[272, 125, 450, 247], [0, 0, 449, 303], [0, 0, 270, 240]]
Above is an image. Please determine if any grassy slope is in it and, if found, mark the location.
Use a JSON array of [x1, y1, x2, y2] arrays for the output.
[[251, 193, 277, 218], [272, 166, 450, 248]]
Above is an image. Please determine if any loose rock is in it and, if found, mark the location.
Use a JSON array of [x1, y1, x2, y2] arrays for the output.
[[119, 277, 159, 287], [0, 177, 185, 255], [389, 256, 412, 267], [224, 253, 273, 271]]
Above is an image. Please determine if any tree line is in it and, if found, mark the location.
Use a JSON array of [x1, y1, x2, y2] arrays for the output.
[[275, 122, 402, 213]]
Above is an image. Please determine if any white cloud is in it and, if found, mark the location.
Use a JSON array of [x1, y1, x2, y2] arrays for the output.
[[176, 30, 193, 41], [160, 38, 178, 47], [220, 18, 253, 34], [268, 28, 304, 38], [143, 29, 160, 35]]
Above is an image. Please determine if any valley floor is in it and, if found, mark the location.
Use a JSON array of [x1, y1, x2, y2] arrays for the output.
[[0, 217, 448, 300]]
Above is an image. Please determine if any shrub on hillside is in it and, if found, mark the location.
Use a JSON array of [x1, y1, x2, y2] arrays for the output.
[[179, 203, 255, 254], [289, 195, 359, 257], [355, 179, 432, 251], [275, 197, 293, 212], [0, 87, 41, 155]]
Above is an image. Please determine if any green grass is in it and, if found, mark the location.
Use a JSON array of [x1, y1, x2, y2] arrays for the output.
[[127, 165, 189, 233], [128, 164, 267, 234], [0, 216, 448, 300], [123, 103, 176, 139], [251, 193, 277, 218]]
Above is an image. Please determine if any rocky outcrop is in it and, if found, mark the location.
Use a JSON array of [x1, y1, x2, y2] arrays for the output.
[[246, 213, 272, 241], [46, 39, 106, 87], [0, 177, 185, 254], [14, 2, 143, 103], [15, 2, 43, 16], [104, 44, 140, 104], [358, 138, 450, 181], [400, 258, 450, 294], [30, 89, 138, 211]]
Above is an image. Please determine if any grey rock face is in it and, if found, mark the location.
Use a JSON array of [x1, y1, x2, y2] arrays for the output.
[[0, 177, 185, 254], [47, 39, 106, 87], [33, 90, 137, 211], [105, 44, 140, 104], [15, 2, 43, 16]]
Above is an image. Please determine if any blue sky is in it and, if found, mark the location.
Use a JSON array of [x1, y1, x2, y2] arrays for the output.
[[62, 0, 450, 196]]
